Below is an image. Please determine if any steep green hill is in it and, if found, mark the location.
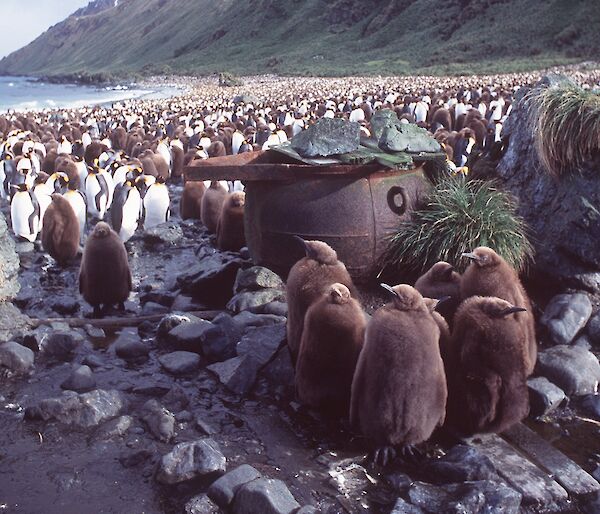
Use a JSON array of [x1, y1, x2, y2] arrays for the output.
[[1, 0, 599, 78]]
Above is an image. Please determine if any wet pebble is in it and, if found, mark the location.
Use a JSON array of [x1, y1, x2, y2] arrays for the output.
[[0, 341, 34, 374], [207, 356, 260, 395], [158, 351, 201, 375], [42, 332, 78, 361], [84, 324, 106, 339], [156, 438, 226, 485], [113, 329, 150, 360], [51, 296, 79, 315], [424, 445, 498, 484], [95, 415, 134, 440], [82, 354, 105, 368], [141, 301, 169, 316], [185, 494, 220, 514], [157, 312, 201, 338], [60, 365, 96, 393]]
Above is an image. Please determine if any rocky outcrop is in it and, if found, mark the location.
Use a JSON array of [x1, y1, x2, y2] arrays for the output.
[[0, 212, 20, 301], [496, 76, 600, 293]]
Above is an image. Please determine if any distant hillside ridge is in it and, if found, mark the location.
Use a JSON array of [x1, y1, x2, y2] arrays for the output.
[[1, 0, 599, 78]]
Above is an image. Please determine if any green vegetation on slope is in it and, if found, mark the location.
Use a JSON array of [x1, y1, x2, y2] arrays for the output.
[[1, 0, 599, 78]]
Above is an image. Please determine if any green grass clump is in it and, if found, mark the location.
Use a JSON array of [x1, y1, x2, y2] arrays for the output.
[[526, 83, 600, 176], [383, 177, 533, 277]]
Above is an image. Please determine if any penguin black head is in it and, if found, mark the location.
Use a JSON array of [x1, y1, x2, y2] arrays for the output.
[[12, 183, 28, 193]]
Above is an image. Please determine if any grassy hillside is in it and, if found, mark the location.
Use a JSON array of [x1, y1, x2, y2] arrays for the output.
[[1, 0, 599, 78]]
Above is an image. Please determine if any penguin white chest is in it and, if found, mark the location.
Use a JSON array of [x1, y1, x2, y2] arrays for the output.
[[143, 184, 170, 229]]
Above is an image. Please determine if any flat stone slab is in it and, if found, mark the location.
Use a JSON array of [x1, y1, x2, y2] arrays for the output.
[[158, 351, 201, 375]]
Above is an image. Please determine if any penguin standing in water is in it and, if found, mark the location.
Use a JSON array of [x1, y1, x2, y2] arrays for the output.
[[10, 183, 40, 242], [142, 176, 170, 229], [85, 166, 110, 220], [111, 180, 141, 242], [63, 182, 87, 241]]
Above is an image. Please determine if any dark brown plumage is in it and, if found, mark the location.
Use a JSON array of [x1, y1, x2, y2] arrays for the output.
[[460, 247, 536, 375], [151, 153, 169, 180], [84, 141, 108, 166], [41, 194, 80, 265], [200, 181, 227, 233], [415, 261, 461, 299], [180, 181, 206, 220], [216, 191, 246, 251], [446, 296, 530, 436], [295, 283, 366, 417], [79, 221, 132, 317], [111, 127, 127, 151], [286, 238, 356, 365], [171, 144, 184, 178], [431, 107, 452, 131], [350, 285, 447, 457]]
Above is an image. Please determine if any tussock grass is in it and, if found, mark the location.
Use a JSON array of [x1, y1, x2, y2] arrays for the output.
[[382, 177, 533, 277], [526, 84, 600, 176]]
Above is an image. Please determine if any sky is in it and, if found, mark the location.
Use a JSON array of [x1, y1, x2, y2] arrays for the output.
[[0, 0, 90, 58]]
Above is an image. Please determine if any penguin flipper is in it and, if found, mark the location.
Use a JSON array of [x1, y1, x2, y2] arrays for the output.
[[28, 191, 40, 236]]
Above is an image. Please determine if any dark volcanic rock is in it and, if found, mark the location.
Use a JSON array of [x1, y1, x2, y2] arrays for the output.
[[261, 346, 295, 389], [581, 394, 600, 419], [424, 446, 498, 484], [541, 293, 592, 345], [227, 289, 286, 314], [158, 351, 201, 375], [232, 311, 287, 331], [185, 494, 220, 514], [390, 498, 424, 514], [51, 296, 80, 315], [141, 399, 175, 442], [536, 345, 600, 395], [248, 301, 288, 317], [236, 324, 287, 366], [42, 332, 78, 361], [496, 77, 600, 292], [113, 328, 150, 360], [527, 377, 566, 417], [233, 266, 284, 293], [178, 257, 244, 308], [141, 301, 169, 316], [156, 438, 226, 485], [208, 464, 262, 508], [586, 311, 600, 345], [157, 312, 201, 338], [0, 341, 34, 374], [232, 478, 300, 514], [207, 356, 260, 395], [407, 480, 521, 514], [119, 448, 153, 468], [0, 212, 20, 301], [31, 389, 124, 427], [143, 222, 183, 245], [60, 365, 96, 393], [95, 415, 134, 440], [291, 117, 360, 158], [0, 302, 31, 341], [199, 322, 237, 363], [166, 320, 213, 353]]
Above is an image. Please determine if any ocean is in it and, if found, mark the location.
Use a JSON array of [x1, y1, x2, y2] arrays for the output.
[[0, 76, 181, 113]]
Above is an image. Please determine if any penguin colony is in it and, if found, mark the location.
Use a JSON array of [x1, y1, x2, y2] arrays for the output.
[[289, 240, 535, 464], [0, 73, 556, 455]]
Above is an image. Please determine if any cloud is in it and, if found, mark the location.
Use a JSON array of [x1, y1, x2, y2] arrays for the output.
[[0, 0, 90, 59]]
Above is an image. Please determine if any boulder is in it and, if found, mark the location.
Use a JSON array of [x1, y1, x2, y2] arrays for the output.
[[291, 117, 360, 158], [586, 311, 600, 345], [143, 222, 183, 245], [232, 478, 300, 514], [236, 325, 287, 366], [207, 356, 260, 395], [541, 293, 593, 345], [495, 77, 600, 292], [29, 389, 124, 427], [42, 332, 78, 361], [95, 415, 134, 440], [0, 212, 20, 301], [233, 266, 284, 293], [158, 351, 201, 375], [261, 346, 295, 389], [0, 341, 34, 374], [227, 289, 286, 314], [248, 301, 288, 317], [424, 445, 498, 484], [527, 377, 566, 417], [156, 439, 226, 485], [157, 312, 202, 338], [580, 394, 600, 419], [60, 365, 96, 393], [0, 302, 31, 342], [390, 498, 425, 514], [407, 480, 521, 514], [536, 345, 600, 395], [113, 328, 149, 360], [208, 464, 262, 508], [140, 399, 175, 442], [166, 320, 213, 352], [185, 494, 220, 514]]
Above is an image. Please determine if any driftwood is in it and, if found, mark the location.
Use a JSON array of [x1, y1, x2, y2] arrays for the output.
[[29, 310, 222, 330]]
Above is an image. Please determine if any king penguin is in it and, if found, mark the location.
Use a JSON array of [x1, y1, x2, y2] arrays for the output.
[[10, 183, 40, 242], [142, 176, 170, 229], [111, 180, 142, 242]]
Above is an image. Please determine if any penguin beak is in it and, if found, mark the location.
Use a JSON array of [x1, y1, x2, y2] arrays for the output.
[[380, 283, 399, 299], [293, 235, 318, 260], [500, 306, 527, 317], [461, 252, 479, 261], [434, 296, 452, 311]]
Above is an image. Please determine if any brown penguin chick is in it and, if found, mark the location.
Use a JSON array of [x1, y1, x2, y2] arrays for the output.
[[216, 191, 246, 251], [180, 181, 206, 220], [84, 141, 108, 166], [295, 283, 366, 418], [54, 156, 81, 190], [111, 127, 127, 151], [424, 297, 452, 368], [79, 221, 132, 317], [207, 141, 226, 158], [41, 194, 80, 265], [151, 152, 169, 180], [139, 151, 159, 177], [350, 284, 447, 465], [200, 181, 228, 233], [461, 247, 536, 375], [286, 237, 357, 366], [415, 261, 461, 299], [446, 296, 530, 436], [42, 149, 58, 173], [171, 144, 184, 178]]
